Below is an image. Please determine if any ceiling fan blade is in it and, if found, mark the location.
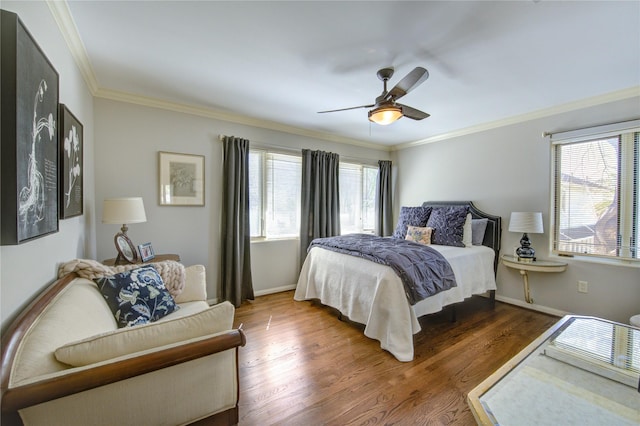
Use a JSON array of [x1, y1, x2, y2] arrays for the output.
[[385, 67, 429, 101], [399, 104, 430, 120], [318, 104, 374, 113]]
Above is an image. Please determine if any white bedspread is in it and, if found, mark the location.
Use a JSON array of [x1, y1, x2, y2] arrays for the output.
[[294, 244, 496, 362]]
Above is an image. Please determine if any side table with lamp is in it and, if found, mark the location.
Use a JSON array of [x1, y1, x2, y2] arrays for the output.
[[505, 212, 567, 303], [101, 197, 148, 265], [101, 197, 181, 266]]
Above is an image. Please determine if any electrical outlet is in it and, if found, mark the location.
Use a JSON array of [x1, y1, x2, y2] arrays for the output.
[[578, 280, 588, 293]]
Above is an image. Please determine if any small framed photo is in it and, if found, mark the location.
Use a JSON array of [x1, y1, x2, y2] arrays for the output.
[[138, 242, 155, 262], [115, 233, 138, 264], [159, 151, 204, 206]]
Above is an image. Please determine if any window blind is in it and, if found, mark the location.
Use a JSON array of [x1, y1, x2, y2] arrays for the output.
[[339, 163, 377, 234], [249, 150, 301, 238], [551, 121, 639, 261], [265, 153, 301, 238]]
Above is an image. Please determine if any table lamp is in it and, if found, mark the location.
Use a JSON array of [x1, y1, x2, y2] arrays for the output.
[[509, 212, 543, 262], [102, 197, 147, 263]]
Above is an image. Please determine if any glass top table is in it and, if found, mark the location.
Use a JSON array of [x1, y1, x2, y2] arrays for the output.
[[468, 315, 640, 425]]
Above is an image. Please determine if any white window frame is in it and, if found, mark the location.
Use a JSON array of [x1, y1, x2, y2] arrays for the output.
[[549, 119, 639, 264], [339, 161, 378, 235], [249, 149, 301, 241]]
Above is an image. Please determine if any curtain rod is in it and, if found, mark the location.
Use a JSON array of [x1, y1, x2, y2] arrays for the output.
[[541, 118, 640, 138], [217, 134, 382, 166], [218, 134, 299, 154]]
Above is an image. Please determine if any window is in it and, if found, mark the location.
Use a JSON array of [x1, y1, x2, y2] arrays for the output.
[[551, 120, 639, 261], [339, 162, 377, 234], [249, 150, 301, 239]]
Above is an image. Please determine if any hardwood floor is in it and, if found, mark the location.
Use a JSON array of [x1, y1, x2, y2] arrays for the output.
[[233, 291, 558, 426]]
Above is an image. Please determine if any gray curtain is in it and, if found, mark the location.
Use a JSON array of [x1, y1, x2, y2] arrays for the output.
[[221, 136, 254, 307], [300, 149, 340, 266], [375, 160, 393, 236]]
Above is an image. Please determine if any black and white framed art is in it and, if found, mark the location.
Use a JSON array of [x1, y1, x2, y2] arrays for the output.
[[1, 10, 59, 245], [59, 104, 83, 219]]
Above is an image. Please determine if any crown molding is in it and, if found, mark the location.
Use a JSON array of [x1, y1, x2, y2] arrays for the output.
[[392, 86, 640, 151], [94, 87, 386, 151], [47, 0, 99, 94]]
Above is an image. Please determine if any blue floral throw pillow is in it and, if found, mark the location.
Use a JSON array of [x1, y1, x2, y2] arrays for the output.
[[426, 206, 470, 247], [95, 266, 179, 328], [392, 206, 432, 239]]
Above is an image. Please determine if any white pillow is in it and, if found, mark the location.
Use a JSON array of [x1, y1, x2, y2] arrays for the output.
[[462, 213, 472, 247], [55, 301, 234, 367]]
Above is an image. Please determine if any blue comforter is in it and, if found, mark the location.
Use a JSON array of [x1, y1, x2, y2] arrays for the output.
[[308, 234, 457, 305]]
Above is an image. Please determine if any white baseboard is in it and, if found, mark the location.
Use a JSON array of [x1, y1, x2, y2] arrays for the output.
[[495, 294, 570, 318], [207, 285, 296, 306], [254, 284, 297, 297]]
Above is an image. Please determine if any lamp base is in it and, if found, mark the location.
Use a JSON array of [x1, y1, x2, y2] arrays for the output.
[[516, 232, 536, 262]]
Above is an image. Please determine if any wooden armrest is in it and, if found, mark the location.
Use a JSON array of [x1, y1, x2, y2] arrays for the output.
[[1, 328, 245, 413]]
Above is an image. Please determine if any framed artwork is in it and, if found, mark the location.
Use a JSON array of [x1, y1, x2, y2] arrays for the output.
[[159, 151, 205, 206], [115, 233, 138, 264], [1, 11, 59, 245], [59, 104, 83, 219], [138, 242, 155, 262]]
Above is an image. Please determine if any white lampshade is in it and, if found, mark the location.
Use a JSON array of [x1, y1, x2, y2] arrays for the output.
[[509, 212, 543, 234], [102, 197, 147, 225]]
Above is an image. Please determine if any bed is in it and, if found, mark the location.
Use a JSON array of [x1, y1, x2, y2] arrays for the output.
[[294, 201, 502, 362]]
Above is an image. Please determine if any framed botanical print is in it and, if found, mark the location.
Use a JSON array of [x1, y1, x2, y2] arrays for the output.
[[158, 151, 205, 206], [1, 10, 59, 245], [59, 104, 83, 219]]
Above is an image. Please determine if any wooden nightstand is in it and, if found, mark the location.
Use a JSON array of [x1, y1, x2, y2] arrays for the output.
[[102, 253, 181, 266], [501, 254, 567, 304]]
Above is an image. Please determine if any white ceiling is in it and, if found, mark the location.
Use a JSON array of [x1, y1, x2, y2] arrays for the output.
[[63, 0, 640, 148]]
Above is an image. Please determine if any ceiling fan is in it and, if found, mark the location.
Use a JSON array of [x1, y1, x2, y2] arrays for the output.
[[318, 66, 430, 125]]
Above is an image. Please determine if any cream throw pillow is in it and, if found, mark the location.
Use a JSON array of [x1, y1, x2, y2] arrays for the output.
[[462, 213, 473, 247], [55, 301, 234, 367], [174, 264, 207, 304], [405, 225, 433, 245]]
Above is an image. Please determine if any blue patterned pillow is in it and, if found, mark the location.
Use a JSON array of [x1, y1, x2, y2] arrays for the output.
[[426, 206, 470, 247], [392, 206, 432, 239], [95, 266, 179, 328]]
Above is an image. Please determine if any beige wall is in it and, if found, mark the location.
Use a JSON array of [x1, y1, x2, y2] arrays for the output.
[[1, 1, 95, 329], [392, 96, 640, 324], [93, 98, 391, 301]]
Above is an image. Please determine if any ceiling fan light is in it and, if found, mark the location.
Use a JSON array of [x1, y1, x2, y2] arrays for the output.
[[368, 106, 403, 125]]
